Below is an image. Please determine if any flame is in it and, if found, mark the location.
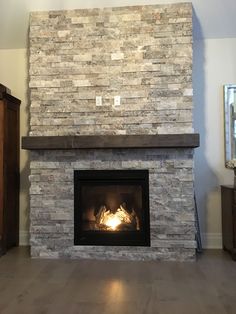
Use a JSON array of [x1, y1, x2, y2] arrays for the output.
[[105, 215, 122, 230], [98, 205, 135, 231]]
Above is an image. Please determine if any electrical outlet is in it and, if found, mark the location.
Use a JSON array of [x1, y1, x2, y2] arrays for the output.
[[96, 96, 102, 106], [114, 96, 120, 106]]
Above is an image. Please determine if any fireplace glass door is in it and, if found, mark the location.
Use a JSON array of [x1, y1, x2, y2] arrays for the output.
[[74, 170, 150, 246]]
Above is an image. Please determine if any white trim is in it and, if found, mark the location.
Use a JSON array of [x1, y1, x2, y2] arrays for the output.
[[201, 233, 222, 249], [19, 231, 29, 246]]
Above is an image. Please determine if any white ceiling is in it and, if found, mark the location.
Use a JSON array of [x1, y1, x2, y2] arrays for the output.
[[1, 0, 236, 49]]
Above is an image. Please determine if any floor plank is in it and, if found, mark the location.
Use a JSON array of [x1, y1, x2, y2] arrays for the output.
[[0, 248, 235, 314]]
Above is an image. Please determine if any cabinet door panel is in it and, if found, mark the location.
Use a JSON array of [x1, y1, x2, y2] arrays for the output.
[[0, 92, 20, 255], [221, 187, 234, 251], [0, 103, 4, 252], [5, 103, 19, 248]]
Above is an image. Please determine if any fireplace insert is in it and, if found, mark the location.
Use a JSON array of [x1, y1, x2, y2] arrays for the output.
[[74, 170, 150, 246]]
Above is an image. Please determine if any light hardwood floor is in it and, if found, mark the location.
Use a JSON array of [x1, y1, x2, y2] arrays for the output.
[[0, 248, 235, 314]]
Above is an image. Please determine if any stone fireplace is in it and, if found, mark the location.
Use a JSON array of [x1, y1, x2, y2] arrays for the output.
[[23, 2, 199, 261]]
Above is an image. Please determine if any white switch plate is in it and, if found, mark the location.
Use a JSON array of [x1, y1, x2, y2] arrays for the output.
[[96, 96, 102, 106], [114, 95, 120, 106]]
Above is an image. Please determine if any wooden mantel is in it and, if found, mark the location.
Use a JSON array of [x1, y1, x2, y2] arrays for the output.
[[22, 134, 200, 150]]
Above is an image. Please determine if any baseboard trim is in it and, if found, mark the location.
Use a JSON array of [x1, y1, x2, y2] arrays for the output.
[[201, 233, 222, 249], [19, 231, 29, 246]]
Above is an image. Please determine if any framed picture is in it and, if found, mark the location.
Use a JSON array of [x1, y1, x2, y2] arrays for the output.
[[224, 84, 236, 166]]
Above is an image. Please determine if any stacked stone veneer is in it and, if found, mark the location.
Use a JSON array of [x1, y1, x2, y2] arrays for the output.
[[30, 148, 195, 261], [29, 3, 193, 136], [29, 3, 196, 261]]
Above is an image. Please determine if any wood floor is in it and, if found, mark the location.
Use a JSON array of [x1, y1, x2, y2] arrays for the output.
[[0, 248, 235, 314]]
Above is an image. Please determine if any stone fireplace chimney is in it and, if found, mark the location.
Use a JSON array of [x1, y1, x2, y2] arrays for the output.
[[23, 3, 199, 261]]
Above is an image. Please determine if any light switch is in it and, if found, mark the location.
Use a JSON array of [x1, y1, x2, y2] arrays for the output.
[[96, 96, 102, 106], [114, 96, 120, 106]]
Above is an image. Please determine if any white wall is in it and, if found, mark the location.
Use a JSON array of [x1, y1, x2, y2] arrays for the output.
[[193, 38, 236, 248], [0, 49, 29, 245]]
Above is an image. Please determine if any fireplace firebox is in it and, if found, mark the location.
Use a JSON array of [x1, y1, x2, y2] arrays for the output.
[[74, 170, 150, 246]]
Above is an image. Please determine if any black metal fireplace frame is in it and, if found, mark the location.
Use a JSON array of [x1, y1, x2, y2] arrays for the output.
[[74, 169, 150, 246]]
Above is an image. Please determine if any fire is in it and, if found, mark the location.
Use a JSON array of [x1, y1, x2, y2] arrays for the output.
[[104, 215, 122, 230], [95, 204, 139, 231]]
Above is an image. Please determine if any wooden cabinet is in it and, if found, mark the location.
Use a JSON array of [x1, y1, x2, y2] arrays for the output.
[[0, 84, 21, 256], [221, 185, 236, 260]]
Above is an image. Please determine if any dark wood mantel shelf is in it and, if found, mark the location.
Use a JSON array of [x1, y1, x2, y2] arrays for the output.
[[22, 134, 200, 150]]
